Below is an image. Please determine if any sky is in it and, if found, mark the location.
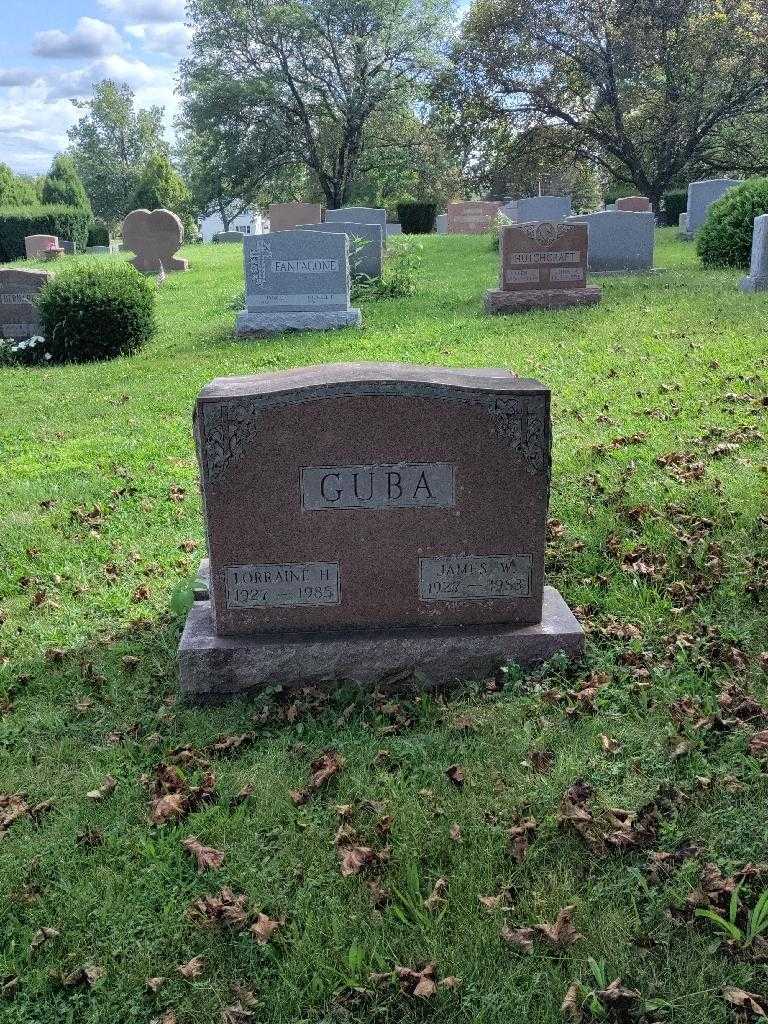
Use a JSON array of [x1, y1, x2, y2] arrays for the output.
[[0, 0, 191, 175]]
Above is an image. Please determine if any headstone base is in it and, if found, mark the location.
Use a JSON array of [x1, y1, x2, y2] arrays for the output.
[[236, 308, 362, 335], [178, 584, 584, 699], [484, 287, 601, 314], [740, 275, 768, 293]]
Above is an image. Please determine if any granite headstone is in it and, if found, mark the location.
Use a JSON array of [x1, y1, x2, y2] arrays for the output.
[[446, 202, 504, 234], [179, 362, 583, 695], [517, 196, 572, 222], [24, 235, 57, 259], [685, 179, 741, 236], [0, 268, 52, 339], [236, 229, 362, 335], [615, 196, 652, 212], [269, 203, 322, 232], [485, 221, 601, 312], [740, 214, 768, 293], [214, 231, 245, 243], [566, 210, 655, 271], [122, 208, 188, 273], [295, 221, 383, 278]]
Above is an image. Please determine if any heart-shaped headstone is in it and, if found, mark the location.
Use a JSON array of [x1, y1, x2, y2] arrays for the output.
[[122, 209, 188, 274]]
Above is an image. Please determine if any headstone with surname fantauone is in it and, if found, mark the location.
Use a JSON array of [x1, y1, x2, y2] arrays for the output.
[[485, 220, 601, 313], [236, 229, 362, 335], [178, 362, 583, 697], [0, 268, 52, 339]]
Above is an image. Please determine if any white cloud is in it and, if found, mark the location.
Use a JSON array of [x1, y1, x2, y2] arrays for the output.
[[126, 22, 192, 57], [47, 55, 173, 100], [98, 0, 186, 24], [32, 17, 124, 60], [0, 69, 41, 88], [0, 81, 75, 173]]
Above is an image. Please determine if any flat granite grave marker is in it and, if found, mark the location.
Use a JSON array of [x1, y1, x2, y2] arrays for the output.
[[236, 229, 362, 335], [295, 221, 383, 279], [0, 268, 52, 339], [122, 208, 188, 273], [214, 231, 245, 243], [566, 210, 655, 272], [685, 179, 741, 236], [740, 214, 768, 293], [179, 362, 583, 696], [485, 221, 601, 312], [446, 201, 504, 234], [269, 203, 322, 231]]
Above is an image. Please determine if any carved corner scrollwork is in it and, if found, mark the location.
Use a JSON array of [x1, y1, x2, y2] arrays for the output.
[[488, 396, 551, 481], [202, 399, 261, 486]]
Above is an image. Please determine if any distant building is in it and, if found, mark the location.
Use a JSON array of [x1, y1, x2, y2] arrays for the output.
[[198, 207, 266, 243]]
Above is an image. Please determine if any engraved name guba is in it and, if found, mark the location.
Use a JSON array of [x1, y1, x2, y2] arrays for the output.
[[302, 462, 455, 510]]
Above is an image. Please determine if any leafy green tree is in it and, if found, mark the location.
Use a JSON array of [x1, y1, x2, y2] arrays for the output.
[[180, 0, 453, 208], [449, 0, 768, 210], [131, 154, 195, 238], [0, 163, 40, 207], [67, 80, 167, 227], [41, 155, 92, 213]]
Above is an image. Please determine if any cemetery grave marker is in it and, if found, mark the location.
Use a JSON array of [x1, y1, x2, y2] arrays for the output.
[[566, 210, 655, 272], [740, 214, 768, 293], [214, 231, 245, 243], [295, 221, 383, 278], [0, 268, 52, 340], [485, 221, 601, 312], [236, 229, 362, 335], [446, 201, 504, 234], [517, 196, 572, 222], [268, 203, 322, 231], [24, 235, 57, 259], [615, 196, 652, 212], [122, 209, 188, 274], [684, 179, 741, 237], [179, 362, 582, 696]]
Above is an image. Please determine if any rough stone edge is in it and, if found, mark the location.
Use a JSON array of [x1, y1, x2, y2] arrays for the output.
[[178, 585, 584, 700], [235, 308, 362, 336], [484, 287, 602, 313]]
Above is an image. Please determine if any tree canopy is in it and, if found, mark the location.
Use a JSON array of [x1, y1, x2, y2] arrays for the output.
[[41, 155, 92, 212]]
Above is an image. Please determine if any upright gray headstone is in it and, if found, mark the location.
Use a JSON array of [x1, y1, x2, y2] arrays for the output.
[[686, 179, 740, 236], [60, 240, 74, 254], [0, 268, 52, 339], [740, 214, 768, 293], [295, 221, 383, 279], [214, 231, 245, 243], [517, 196, 572, 222], [325, 207, 386, 231], [500, 202, 518, 222], [386, 223, 402, 237], [436, 214, 447, 234], [566, 210, 655, 271], [236, 230, 362, 335], [678, 213, 689, 239]]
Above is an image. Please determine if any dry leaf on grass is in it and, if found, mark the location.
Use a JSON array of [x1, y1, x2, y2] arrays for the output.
[[61, 964, 104, 987], [449, 822, 463, 842], [395, 963, 438, 998], [30, 926, 60, 951], [445, 764, 466, 787], [722, 987, 767, 1016], [177, 955, 205, 979], [536, 905, 583, 947], [250, 913, 283, 944], [182, 836, 225, 872], [561, 982, 582, 1020], [86, 775, 117, 801], [424, 878, 448, 912], [508, 818, 537, 863], [187, 888, 248, 930], [146, 976, 166, 992], [500, 925, 536, 953]]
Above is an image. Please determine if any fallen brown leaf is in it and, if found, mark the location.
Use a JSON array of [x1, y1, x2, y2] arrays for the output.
[[424, 877, 448, 912], [86, 775, 117, 801], [61, 964, 104, 987], [561, 981, 583, 1021], [395, 963, 438, 998], [187, 888, 248, 930], [445, 764, 465, 787], [250, 913, 282, 944], [182, 836, 225, 873], [500, 925, 536, 953], [722, 986, 767, 1016], [30, 926, 60, 951], [508, 818, 537, 863], [536, 905, 583, 947], [177, 955, 205, 980], [146, 976, 166, 992]]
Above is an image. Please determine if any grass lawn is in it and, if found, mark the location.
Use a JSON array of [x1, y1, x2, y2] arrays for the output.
[[1, 228, 768, 1023]]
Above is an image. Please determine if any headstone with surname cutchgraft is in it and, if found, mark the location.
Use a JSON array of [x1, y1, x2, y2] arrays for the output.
[[178, 362, 583, 697], [294, 221, 383, 279], [740, 214, 768, 293], [268, 203, 322, 232], [0, 268, 52, 339], [235, 229, 362, 335], [485, 220, 601, 313], [566, 210, 655, 272]]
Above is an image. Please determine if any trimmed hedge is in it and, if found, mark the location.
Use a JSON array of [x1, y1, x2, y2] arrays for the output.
[[87, 220, 110, 247], [37, 263, 156, 363], [396, 201, 437, 234], [661, 190, 687, 227], [697, 178, 768, 267], [0, 205, 91, 260]]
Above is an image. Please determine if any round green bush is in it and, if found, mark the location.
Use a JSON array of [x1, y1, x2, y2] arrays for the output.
[[661, 189, 687, 227], [396, 201, 437, 234], [37, 263, 156, 363], [696, 178, 768, 267]]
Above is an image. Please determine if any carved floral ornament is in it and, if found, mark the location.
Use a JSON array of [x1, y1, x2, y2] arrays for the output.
[[517, 221, 574, 244], [201, 391, 550, 486]]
